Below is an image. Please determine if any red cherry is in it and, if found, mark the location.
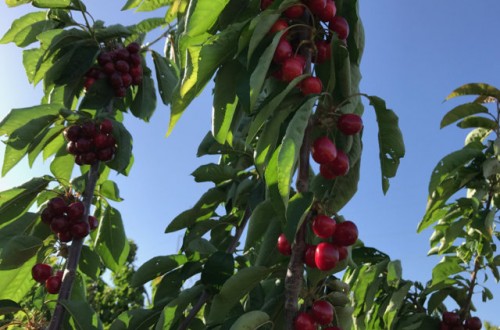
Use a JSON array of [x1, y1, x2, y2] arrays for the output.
[[337, 114, 363, 135], [110, 73, 124, 89], [115, 48, 130, 61], [81, 122, 98, 138], [304, 244, 317, 268], [71, 221, 90, 239], [337, 245, 348, 260], [88, 215, 99, 231], [82, 152, 97, 165], [294, 312, 316, 330], [45, 275, 62, 294], [270, 19, 289, 36], [464, 317, 482, 330], [440, 322, 451, 330], [314, 41, 331, 64], [300, 77, 323, 95], [99, 119, 113, 134], [273, 39, 293, 64], [324, 149, 349, 177], [443, 312, 460, 325], [130, 65, 143, 85], [67, 202, 84, 222], [63, 125, 82, 142], [319, 0, 337, 22], [97, 147, 115, 162], [97, 52, 112, 66], [312, 215, 336, 238], [102, 62, 115, 75], [93, 133, 109, 150], [319, 163, 337, 180], [122, 73, 133, 87], [315, 242, 339, 271], [58, 230, 73, 243], [86, 68, 103, 79], [277, 234, 292, 256], [48, 197, 67, 216], [83, 77, 96, 91], [129, 53, 142, 66], [66, 141, 77, 154], [330, 16, 349, 40], [41, 207, 54, 225], [281, 58, 304, 82], [311, 300, 334, 325], [126, 42, 141, 54], [32, 263, 52, 283], [50, 216, 69, 234], [331, 221, 358, 246], [75, 138, 92, 153], [312, 136, 337, 164], [284, 5, 304, 19], [115, 60, 130, 73], [260, 0, 273, 10], [292, 54, 306, 68], [306, 0, 326, 16], [324, 327, 342, 330], [75, 155, 85, 166]]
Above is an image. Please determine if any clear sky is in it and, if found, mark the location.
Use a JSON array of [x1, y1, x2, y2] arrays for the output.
[[1, 1, 499, 326]]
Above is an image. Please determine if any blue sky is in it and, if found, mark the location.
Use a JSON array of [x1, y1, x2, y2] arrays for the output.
[[1, 1, 499, 325]]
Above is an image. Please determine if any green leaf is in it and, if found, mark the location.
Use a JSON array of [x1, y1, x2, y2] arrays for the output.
[[249, 30, 285, 111], [244, 200, 276, 251], [431, 256, 464, 286], [277, 97, 315, 205], [155, 285, 204, 329], [183, 0, 230, 38], [0, 256, 36, 301], [0, 235, 42, 270], [0, 12, 46, 44], [284, 192, 313, 243], [27, 124, 65, 166], [100, 180, 123, 202], [457, 116, 498, 130], [94, 25, 132, 42], [0, 104, 62, 138], [230, 311, 270, 330], [32, 0, 71, 8], [49, 146, 74, 184], [186, 238, 217, 255], [109, 309, 161, 330], [265, 145, 285, 217], [107, 120, 133, 175], [0, 177, 51, 226], [5, 0, 31, 7], [440, 103, 489, 128], [78, 79, 114, 110], [368, 96, 405, 194], [212, 60, 240, 145], [207, 266, 270, 325], [59, 300, 104, 330], [324, 151, 361, 213], [387, 260, 402, 288], [427, 290, 449, 313], [247, 11, 280, 63], [152, 51, 179, 106], [132, 254, 188, 287], [191, 163, 238, 184], [428, 143, 484, 195], [0, 299, 22, 316], [94, 207, 130, 272], [130, 65, 157, 122], [201, 251, 234, 287], [383, 282, 412, 329], [446, 83, 500, 101], [79, 245, 101, 280]]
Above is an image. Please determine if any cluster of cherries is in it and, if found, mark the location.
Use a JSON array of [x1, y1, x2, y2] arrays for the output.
[[31, 264, 63, 294], [312, 113, 363, 180], [441, 312, 482, 330], [84, 42, 143, 97], [294, 300, 342, 330], [262, 0, 350, 96], [64, 119, 116, 165], [41, 196, 98, 243]]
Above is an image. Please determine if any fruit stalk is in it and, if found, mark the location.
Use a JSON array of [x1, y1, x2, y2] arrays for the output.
[[48, 161, 100, 330]]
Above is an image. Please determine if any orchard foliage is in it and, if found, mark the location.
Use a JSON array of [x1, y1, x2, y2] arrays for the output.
[[0, 0, 497, 329]]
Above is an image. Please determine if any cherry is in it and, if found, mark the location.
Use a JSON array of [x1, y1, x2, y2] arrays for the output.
[[464, 317, 482, 330], [312, 136, 337, 164], [115, 60, 130, 73], [58, 230, 73, 243], [330, 16, 349, 40], [311, 300, 334, 325], [67, 201, 84, 222], [32, 263, 52, 283], [41, 207, 54, 225], [81, 122, 97, 138], [129, 53, 142, 66], [314, 41, 331, 64], [115, 87, 127, 98], [300, 77, 323, 95], [45, 275, 62, 294], [48, 197, 67, 216], [443, 312, 461, 325], [294, 312, 316, 330], [331, 221, 358, 246], [260, 0, 273, 10], [71, 221, 90, 239], [324, 327, 343, 330], [273, 39, 293, 64], [115, 48, 130, 61], [277, 234, 292, 256], [292, 54, 306, 68], [50, 216, 69, 233], [122, 73, 133, 87], [63, 125, 81, 142], [130, 65, 143, 85], [319, 0, 337, 22], [440, 323, 451, 330], [337, 114, 363, 135], [324, 149, 349, 177], [88, 215, 99, 231], [337, 245, 348, 260], [281, 58, 304, 82], [97, 52, 112, 66], [94, 133, 109, 150], [82, 152, 97, 165], [315, 242, 339, 271], [284, 5, 304, 19], [97, 147, 115, 162], [110, 72, 124, 89], [100, 119, 113, 134], [66, 141, 77, 154], [270, 19, 289, 35], [75, 138, 92, 153], [102, 62, 115, 75], [126, 42, 141, 54], [304, 244, 317, 268], [306, 0, 326, 16], [312, 214, 336, 238], [319, 163, 337, 180], [84, 77, 95, 90]]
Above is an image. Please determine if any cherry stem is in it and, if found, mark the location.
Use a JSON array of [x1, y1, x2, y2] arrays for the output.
[[47, 162, 100, 330], [177, 207, 252, 330]]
